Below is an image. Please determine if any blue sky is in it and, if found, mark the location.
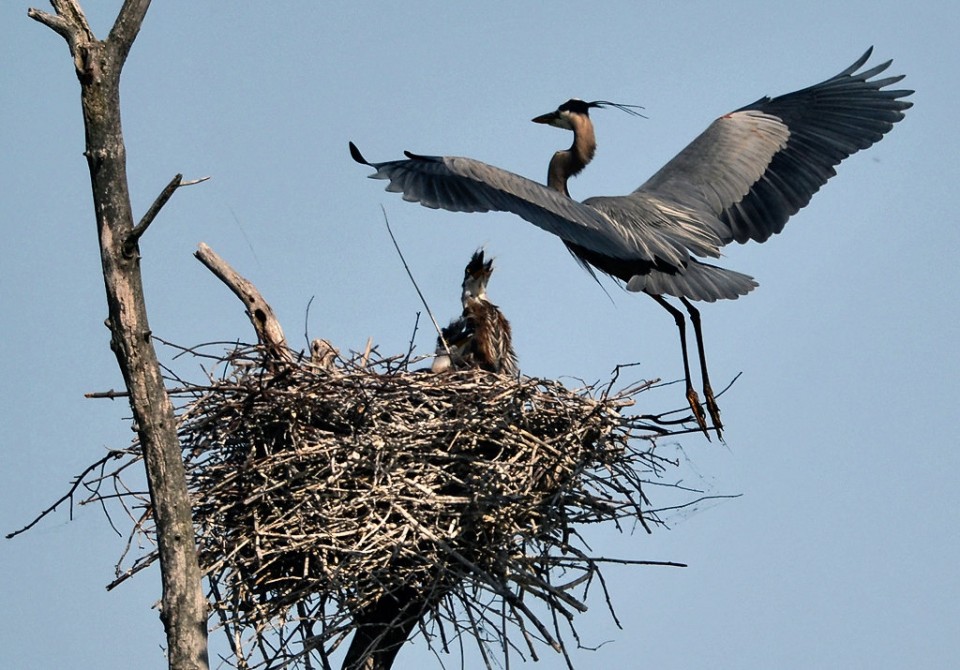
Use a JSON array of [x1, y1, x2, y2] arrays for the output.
[[3, 2, 958, 668]]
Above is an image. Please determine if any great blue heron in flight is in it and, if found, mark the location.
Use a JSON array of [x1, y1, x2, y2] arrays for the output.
[[432, 249, 519, 377], [350, 48, 912, 437]]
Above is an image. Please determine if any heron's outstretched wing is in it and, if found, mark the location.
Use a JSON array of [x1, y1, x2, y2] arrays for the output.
[[349, 143, 719, 268], [635, 47, 914, 244]]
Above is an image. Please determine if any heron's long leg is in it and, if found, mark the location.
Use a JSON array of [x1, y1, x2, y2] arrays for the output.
[[681, 297, 723, 439], [651, 295, 708, 436]]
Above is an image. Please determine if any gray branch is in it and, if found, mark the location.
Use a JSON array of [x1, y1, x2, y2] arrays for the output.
[[195, 242, 294, 364]]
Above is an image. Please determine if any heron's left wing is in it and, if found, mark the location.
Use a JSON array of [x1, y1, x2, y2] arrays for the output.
[[349, 143, 704, 268]]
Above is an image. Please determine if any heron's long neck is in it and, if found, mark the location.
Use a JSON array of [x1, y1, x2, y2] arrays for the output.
[[546, 116, 596, 196]]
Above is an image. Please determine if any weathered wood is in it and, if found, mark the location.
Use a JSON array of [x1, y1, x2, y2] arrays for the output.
[[194, 242, 293, 363], [28, 2, 209, 668]]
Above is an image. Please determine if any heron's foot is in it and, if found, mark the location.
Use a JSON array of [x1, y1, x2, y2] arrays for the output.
[[686, 387, 710, 438], [703, 384, 724, 441]]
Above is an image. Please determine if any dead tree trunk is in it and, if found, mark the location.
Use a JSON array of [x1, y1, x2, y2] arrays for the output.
[[28, 2, 209, 668], [341, 587, 424, 670]]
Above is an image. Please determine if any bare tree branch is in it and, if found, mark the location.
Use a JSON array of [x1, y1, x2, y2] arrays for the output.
[[194, 242, 294, 364], [6, 451, 126, 540], [109, 0, 151, 60], [28, 2, 96, 79], [26, 9, 73, 41], [128, 174, 210, 249]]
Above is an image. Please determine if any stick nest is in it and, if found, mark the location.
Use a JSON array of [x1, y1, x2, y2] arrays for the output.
[[104, 344, 688, 667]]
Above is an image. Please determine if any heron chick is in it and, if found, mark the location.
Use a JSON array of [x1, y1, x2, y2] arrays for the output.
[[432, 250, 519, 377]]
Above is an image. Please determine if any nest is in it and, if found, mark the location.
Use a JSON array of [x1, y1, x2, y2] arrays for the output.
[[74, 342, 693, 668], [6, 245, 713, 669]]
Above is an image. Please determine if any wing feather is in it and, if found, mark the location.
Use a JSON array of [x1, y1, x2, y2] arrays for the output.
[[355, 149, 707, 266], [634, 48, 913, 244]]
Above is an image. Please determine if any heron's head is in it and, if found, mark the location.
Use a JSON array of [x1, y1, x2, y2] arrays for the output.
[[532, 99, 592, 130], [462, 249, 493, 302], [532, 99, 645, 130]]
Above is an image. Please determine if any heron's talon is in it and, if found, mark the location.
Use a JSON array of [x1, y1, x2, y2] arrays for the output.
[[703, 386, 723, 440], [686, 388, 710, 438]]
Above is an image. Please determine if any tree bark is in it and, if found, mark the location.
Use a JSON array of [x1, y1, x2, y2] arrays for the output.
[[29, 2, 209, 668]]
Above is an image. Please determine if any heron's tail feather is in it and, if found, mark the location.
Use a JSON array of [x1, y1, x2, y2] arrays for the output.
[[626, 259, 757, 302]]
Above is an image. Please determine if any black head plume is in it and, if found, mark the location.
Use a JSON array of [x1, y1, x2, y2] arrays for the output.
[[553, 99, 646, 118], [587, 100, 647, 118]]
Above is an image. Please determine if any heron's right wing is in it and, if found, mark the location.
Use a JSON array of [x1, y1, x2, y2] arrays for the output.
[[349, 143, 701, 267], [633, 48, 912, 245]]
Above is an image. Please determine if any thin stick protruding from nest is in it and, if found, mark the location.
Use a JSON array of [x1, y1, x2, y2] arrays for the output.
[[381, 207, 450, 355], [5, 450, 126, 539]]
